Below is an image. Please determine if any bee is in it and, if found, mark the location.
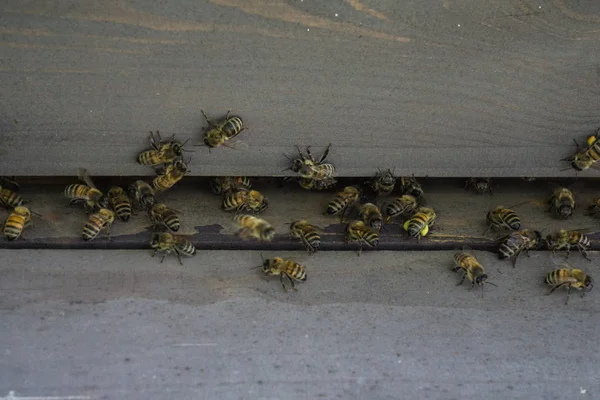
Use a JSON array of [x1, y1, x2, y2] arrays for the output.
[[452, 250, 497, 295], [211, 176, 252, 195], [385, 194, 418, 222], [325, 186, 361, 221], [286, 144, 335, 181], [485, 206, 520, 234], [222, 189, 268, 214], [297, 177, 337, 191], [465, 178, 492, 195], [403, 207, 436, 240], [107, 186, 132, 222], [128, 180, 156, 211], [345, 220, 379, 256], [563, 129, 600, 171], [137, 131, 190, 166], [82, 208, 114, 241], [371, 168, 396, 197], [3, 206, 32, 241], [234, 214, 276, 241], [64, 169, 104, 213], [259, 256, 307, 292], [545, 264, 594, 305], [549, 187, 575, 219], [359, 203, 383, 231], [587, 196, 600, 218], [148, 203, 180, 232], [545, 230, 591, 261], [152, 159, 188, 192], [290, 219, 321, 254], [150, 232, 196, 265], [0, 177, 27, 209], [498, 229, 543, 267], [399, 175, 424, 198], [199, 109, 246, 149]]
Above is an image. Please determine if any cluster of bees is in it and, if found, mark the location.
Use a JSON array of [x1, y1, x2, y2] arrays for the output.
[[1, 114, 599, 300]]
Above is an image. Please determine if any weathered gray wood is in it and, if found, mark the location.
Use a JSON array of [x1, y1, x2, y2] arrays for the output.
[[0, 0, 599, 176]]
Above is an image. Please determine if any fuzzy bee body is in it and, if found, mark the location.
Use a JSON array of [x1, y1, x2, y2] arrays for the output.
[[298, 177, 337, 190], [359, 203, 383, 231], [325, 186, 360, 220], [211, 176, 252, 195], [399, 175, 423, 198], [152, 160, 188, 192], [371, 168, 396, 197], [222, 189, 268, 214], [64, 184, 103, 212], [107, 186, 132, 222], [466, 178, 492, 195], [201, 110, 246, 148], [82, 208, 114, 241], [0, 178, 26, 209], [566, 129, 600, 171], [404, 207, 436, 240], [385, 195, 418, 221], [549, 188, 575, 219], [345, 220, 379, 256], [545, 268, 594, 305], [150, 232, 196, 265], [128, 180, 156, 211], [290, 220, 321, 254], [486, 206, 520, 232], [148, 203, 180, 232], [234, 214, 275, 241], [545, 230, 591, 261], [137, 131, 188, 166], [260, 257, 307, 291], [288, 144, 335, 180], [3, 206, 32, 241], [452, 252, 490, 288], [498, 229, 542, 267]]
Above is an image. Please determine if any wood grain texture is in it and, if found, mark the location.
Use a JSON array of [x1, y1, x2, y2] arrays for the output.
[[0, 0, 599, 176]]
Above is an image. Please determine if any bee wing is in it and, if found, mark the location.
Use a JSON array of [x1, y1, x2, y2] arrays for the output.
[[550, 256, 577, 269], [505, 200, 533, 209], [222, 139, 250, 151], [77, 168, 97, 189], [461, 245, 479, 260]]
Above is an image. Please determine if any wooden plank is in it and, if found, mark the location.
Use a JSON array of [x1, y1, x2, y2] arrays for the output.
[[1, 1, 600, 177], [2, 178, 600, 254]]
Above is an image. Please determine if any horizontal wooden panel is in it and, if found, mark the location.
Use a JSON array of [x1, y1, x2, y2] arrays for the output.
[[0, 1, 599, 176]]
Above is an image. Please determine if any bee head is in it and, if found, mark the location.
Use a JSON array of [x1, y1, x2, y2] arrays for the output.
[[570, 160, 583, 172], [380, 169, 396, 185], [475, 274, 488, 286], [150, 233, 161, 248], [291, 159, 304, 173], [584, 276, 594, 292], [172, 142, 184, 156]]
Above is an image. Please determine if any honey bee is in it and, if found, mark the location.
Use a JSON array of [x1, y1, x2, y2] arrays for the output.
[[259, 256, 307, 292], [563, 129, 600, 171], [485, 206, 521, 234], [371, 168, 396, 197], [286, 144, 335, 181], [399, 175, 424, 198], [359, 203, 383, 231], [587, 197, 600, 218], [325, 186, 361, 221], [345, 220, 379, 256], [498, 229, 543, 267], [545, 230, 591, 261], [549, 187, 575, 219], [3, 206, 32, 241], [64, 169, 104, 213], [148, 203, 180, 232], [223, 189, 268, 214], [0, 177, 27, 209], [211, 176, 252, 195], [465, 178, 492, 195], [137, 131, 191, 166], [82, 208, 114, 241], [107, 187, 132, 222], [150, 232, 196, 265], [289, 219, 321, 254], [234, 214, 275, 241], [403, 207, 436, 240], [297, 177, 337, 191], [152, 159, 188, 192], [545, 263, 594, 305], [385, 194, 418, 222], [452, 250, 497, 295], [128, 180, 156, 211], [199, 109, 246, 149]]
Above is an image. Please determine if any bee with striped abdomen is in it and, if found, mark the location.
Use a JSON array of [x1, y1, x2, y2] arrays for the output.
[[234, 214, 275, 242], [485, 206, 521, 234], [199, 109, 246, 149], [64, 169, 104, 213], [107, 186, 132, 222], [152, 159, 188, 192], [290, 219, 321, 254], [399, 175, 424, 198], [3, 206, 32, 241], [137, 131, 191, 166], [259, 256, 307, 292], [0, 177, 27, 209], [452, 249, 497, 295], [370, 168, 396, 197], [404, 207, 436, 240], [564, 129, 600, 171], [545, 263, 594, 305], [465, 178, 492, 195], [148, 203, 180, 232], [211, 176, 252, 195], [549, 187, 575, 219], [128, 180, 156, 211], [498, 229, 543, 267], [325, 186, 360, 221], [297, 177, 337, 191], [82, 208, 114, 241], [545, 229, 592, 261], [286, 144, 335, 182], [359, 203, 383, 231], [345, 220, 379, 256], [150, 232, 196, 265], [385, 194, 418, 222], [223, 189, 268, 214]]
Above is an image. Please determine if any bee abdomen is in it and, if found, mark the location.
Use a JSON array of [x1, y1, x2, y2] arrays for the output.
[[503, 211, 521, 230], [223, 192, 246, 211], [222, 117, 244, 138], [111, 199, 132, 222], [137, 150, 160, 166], [64, 184, 89, 199], [176, 240, 196, 256], [82, 216, 103, 241], [305, 231, 321, 249], [4, 215, 25, 240], [163, 212, 180, 231], [326, 199, 345, 215], [0, 189, 25, 208]]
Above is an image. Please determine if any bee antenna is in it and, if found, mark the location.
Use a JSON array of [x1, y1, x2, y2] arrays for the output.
[[486, 281, 498, 287]]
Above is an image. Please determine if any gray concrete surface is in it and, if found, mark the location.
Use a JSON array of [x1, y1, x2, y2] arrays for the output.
[[1, 0, 600, 177], [1, 250, 599, 399]]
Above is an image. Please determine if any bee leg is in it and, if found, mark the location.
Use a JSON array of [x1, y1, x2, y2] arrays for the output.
[[456, 273, 466, 286], [201, 110, 217, 127], [225, 109, 231, 120], [305, 146, 315, 163], [451, 266, 461, 272], [548, 282, 569, 295], [279, 273, 288, 292], [151, 250, 158, 258], [578, 245, 591, 261], [357, 242, 363, 257], [565, 286, 572, 305], [174, 249, 184, 266], [318, 143, 332, 164]]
